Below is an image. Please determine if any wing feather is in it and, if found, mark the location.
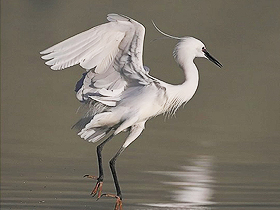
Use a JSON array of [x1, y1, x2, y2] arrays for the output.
[[41, 14, 152, 106]]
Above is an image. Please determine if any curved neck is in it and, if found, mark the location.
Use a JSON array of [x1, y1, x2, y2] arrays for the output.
[[181, 58, 199, 84], [164, 58, 199, 116], [179, 58, 199, 100]]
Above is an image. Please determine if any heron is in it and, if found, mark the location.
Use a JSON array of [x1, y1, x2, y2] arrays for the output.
[[40, 14, 222, 210]]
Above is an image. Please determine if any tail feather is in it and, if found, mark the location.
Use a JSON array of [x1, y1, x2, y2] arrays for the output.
[[72, 100, 113, 143], [72, 116, 93, 131], [78, 127, 109, 143], [88, 130, 107, 143]]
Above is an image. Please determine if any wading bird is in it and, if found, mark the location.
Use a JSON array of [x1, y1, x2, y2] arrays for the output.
[[40, 14, 222, 210]]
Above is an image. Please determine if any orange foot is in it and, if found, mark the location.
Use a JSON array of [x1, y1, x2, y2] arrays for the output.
[[83, 174, 103, 199], [101, 194, 123, 210]]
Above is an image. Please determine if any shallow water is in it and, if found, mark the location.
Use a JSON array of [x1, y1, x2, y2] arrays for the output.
[[2, 1, 280, 210]]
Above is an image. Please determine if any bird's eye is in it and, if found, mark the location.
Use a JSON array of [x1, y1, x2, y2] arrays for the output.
[[202, 47, 206, 52]]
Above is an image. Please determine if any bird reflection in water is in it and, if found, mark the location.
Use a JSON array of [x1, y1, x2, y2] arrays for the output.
[[147, 155, 215, 208]]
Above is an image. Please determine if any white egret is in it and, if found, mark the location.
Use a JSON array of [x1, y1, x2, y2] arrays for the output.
[[40, 14, 222, 210]]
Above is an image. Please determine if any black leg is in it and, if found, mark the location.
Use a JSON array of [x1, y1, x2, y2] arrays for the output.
[[101, 147, 125, 210], [100, 123, 144, 210], [84, 133, 115, 198], [96, 133, 115, 181], [109, 147, 125, 199]]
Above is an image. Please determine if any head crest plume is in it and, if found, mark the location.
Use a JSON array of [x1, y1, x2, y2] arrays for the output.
[[152, 20, 182, 40]]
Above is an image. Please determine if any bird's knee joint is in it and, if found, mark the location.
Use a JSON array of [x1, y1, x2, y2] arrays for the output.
[[97, 145, 103, 153], [98, 175, 104, 182], [109, 159, 116, 167]]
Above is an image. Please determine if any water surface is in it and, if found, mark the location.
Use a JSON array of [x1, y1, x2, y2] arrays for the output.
[[2, 1, 280, 209]]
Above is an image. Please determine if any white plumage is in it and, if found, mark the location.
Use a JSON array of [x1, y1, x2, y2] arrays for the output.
[[40, 14, 222, 209]]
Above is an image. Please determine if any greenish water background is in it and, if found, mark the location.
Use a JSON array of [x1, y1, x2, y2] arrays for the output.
[[1, 0, 280, 209]]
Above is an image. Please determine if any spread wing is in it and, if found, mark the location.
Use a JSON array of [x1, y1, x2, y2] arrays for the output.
[[40, 14, 152, 106]]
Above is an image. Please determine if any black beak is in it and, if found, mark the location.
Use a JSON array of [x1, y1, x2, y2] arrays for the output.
[[203, 48, 223, 68]]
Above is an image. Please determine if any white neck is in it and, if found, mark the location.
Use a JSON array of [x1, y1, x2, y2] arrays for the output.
[[164, 58, 199, 115], [181, 58, 199, 95]]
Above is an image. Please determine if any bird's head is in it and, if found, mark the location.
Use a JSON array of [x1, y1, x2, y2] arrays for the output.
[[152, 21, 222, 68], [174, 37, 223, 68]]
